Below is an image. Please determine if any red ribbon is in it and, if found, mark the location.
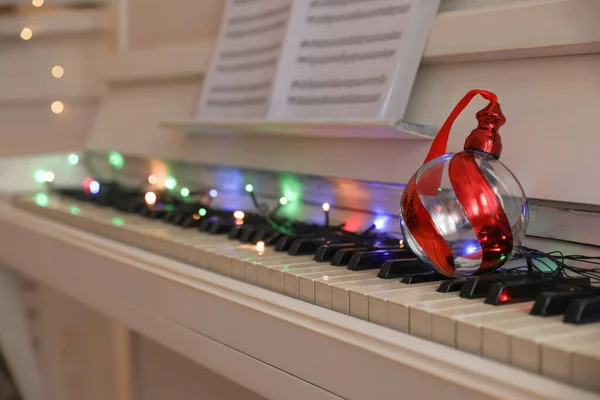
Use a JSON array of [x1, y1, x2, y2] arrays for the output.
[[424, 89, 498, 164]]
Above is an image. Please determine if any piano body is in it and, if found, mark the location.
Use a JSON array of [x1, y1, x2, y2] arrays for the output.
[[1, 0, 600, 399]]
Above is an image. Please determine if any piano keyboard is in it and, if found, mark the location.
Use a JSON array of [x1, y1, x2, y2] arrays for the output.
[[14, 190, 600, 394]]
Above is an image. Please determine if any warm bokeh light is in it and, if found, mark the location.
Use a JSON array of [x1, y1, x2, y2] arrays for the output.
[[44, 171, 55, 183], [233, 210, 245, 219], [51, 65, 64, 78], [256, 241, 265, 253], [145, 191, 157, 205], [51, 101, 64, 114], [20, 27, 32, 40], [32, 0, 44, 7], [148, 175, 158, 184]]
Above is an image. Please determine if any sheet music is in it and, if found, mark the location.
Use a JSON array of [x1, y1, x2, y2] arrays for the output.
[[268, 0, 439, 121], [196, 0, 292, 120]]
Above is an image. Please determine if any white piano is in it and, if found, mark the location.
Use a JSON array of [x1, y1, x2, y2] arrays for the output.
[[1, 1, 600, 399]]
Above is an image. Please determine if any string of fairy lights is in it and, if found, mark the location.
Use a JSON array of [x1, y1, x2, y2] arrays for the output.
[[19, 0, 66, 115], [35, 150, 342, 235]]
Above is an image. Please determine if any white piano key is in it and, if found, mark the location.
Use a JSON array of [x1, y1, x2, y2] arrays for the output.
[[298, 269, 378, 304], [409, 296, 477, 339], [431, 301, 531, 348], [242, 255, 300, 284], [366, 284, 439, 327], [482, 316, 562, 363], [256, 257, 315, 288], [315, 271, 380, 309], [456, 309, 534, 355], [300, 267, 383, 303], [270, 263, 340, 294], [510, 321, 600, 374], [541, 330, 600, 383], [386, 288, 459, 334], [349, 281, 416, 321], [572, 340, 600, 392], [283, 265, 341, 299], [269, 261, 336, 296], [331, 279, 385, 315], [209, 247, 255, 276]]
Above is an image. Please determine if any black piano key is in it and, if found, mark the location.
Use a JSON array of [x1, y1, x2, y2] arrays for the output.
[[347, 248, 413, 271], [251, 227, 276, 244], [314, 242, 355, 262], [330, 247, 369, 266], [239, 226, 261, 243], [460, 272, 533, 299], [437, 278, 468, 293], [198, 217, 213, 232], [275, 235, 294, 252], [209, 220, 233, 234], [377, 258, 430, 279], [264, 231, 283, 246], [148, 209, 167, 219], [228, 225, 244, 240], [485, 277, 591, 306], [288, 238, 327, 256], [126, 201, 146, 214], [171, 213, 187, 225], [181, 214, 202, 228], [531, 288, 600, 316], [564, 296, 600, 325], [401, 271, 447, 284]]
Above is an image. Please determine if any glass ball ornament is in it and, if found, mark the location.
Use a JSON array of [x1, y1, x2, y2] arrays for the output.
[[400, 91, 528, 278]]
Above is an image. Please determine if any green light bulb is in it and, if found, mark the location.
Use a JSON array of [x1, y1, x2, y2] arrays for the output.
[[279, 196, 288, 205], [111, 217, 125, 227], [165, 176, 177, 190], [245, 184, 254, 193], [198, 208, 207, 217], [108, 151, 124, 170], [180, 187, 190, 197], [70, 206, 80, 215], [34, 170, 47, 183], [35, 193, 49, 207], [68, 154, 79, 165]]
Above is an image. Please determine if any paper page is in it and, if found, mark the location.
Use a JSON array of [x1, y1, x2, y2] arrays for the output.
[[196, 0, 292, 120], [268, 0, 440, 121]]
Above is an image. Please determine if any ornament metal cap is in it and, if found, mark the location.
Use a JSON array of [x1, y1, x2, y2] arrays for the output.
[[463, 101, 505, 159]]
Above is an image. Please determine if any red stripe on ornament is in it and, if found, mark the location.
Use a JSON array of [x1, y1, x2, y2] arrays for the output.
[[401, 175, 455, 276], [448, 153, 513, 271]]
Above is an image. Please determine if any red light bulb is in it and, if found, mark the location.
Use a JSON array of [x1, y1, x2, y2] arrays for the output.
[[83, 177, 93, 193], [498, 292, 510, 303]]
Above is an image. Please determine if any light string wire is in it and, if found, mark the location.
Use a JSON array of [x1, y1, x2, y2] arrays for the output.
[[508, 246, 600, 285]]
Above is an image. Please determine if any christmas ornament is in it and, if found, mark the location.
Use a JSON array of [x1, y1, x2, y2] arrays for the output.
[[400, 90, 528, 278]]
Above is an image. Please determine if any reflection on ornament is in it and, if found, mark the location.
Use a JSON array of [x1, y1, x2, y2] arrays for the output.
[[400, 90, 528, 278]]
